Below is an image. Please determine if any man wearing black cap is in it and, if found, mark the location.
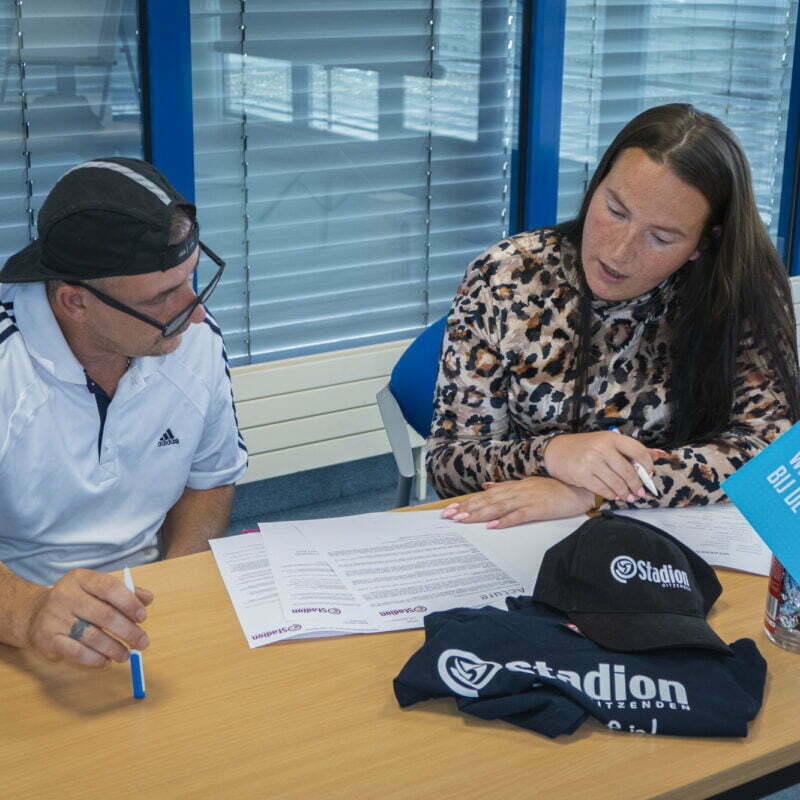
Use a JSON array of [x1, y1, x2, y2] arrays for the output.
[[0, 158, 248, 670]]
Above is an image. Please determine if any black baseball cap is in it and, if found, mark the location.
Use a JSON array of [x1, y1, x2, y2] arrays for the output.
[[532, 512, 732, 655], [0, 157, 198, 283]]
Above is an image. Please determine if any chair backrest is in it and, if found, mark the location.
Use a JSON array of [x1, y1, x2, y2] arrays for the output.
[[388, 315, 448, 439]]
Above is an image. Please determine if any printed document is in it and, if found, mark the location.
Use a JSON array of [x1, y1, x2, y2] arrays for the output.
[[617, 503, 771, 575], [212, 511, 585, 646], [209, 533, 361, 647], [260, 522, 381, 632], [293, 512, 530, 629]]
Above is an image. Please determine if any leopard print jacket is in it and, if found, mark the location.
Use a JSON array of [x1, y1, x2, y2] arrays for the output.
[[426, 228, 791, 508]]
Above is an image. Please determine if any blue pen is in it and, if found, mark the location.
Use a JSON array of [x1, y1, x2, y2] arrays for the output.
[[608, 426, 660, 497], [123, 566, 147, 699]]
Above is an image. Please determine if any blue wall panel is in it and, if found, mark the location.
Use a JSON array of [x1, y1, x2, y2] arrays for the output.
[[778, 12, 800, 275], [520, 0, 566, 231], [140, 0, 195, 203]]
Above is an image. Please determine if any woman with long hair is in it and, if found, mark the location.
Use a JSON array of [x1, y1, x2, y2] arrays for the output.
[[429, 103, 800, 528]]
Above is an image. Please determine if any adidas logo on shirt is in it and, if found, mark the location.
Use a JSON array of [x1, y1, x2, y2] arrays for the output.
[[157, 428, 180, 447]]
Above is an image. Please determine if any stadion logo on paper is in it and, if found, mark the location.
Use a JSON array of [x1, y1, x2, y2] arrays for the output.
[[251, 624, 302, 641], [378, 605, 427, 617], [290, 607, 342, 615]]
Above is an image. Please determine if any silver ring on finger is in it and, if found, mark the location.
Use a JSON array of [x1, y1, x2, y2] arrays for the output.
[[68, 617, 92, 642]]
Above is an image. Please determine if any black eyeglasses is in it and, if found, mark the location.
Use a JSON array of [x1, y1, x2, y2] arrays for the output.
[[66, 241, 225, 338]]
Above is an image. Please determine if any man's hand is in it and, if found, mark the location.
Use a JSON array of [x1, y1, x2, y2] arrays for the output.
[[543, 431, 666, 501], [22, 569, 153, 669], [440, 476, 595, 529]]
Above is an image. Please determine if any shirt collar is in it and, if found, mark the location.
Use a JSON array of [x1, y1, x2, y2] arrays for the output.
[[14, 282, 87, 383], [558, 237, 678, 322], [589, 271, 676, 322], [13, 282, 166, 384]]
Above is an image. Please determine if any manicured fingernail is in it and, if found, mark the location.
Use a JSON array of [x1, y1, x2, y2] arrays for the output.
[[626, 494, 635, 503], [136, 608, 146, 622], [440, 504, 460, 518], [637, 488, 645, 497], [486, 520, 499, 529], [453, 512, 469, 521], [139, 634, 150, 649]]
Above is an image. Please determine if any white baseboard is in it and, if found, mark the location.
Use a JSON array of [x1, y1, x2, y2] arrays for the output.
[[232, 339, 425, 483]]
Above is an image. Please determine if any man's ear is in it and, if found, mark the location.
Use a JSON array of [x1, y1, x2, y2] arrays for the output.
[[52, 283, 90, 322]]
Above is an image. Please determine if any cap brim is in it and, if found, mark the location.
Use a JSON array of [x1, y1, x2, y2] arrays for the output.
[[0, 239, 56, 283], [568, 611, 733, 656]]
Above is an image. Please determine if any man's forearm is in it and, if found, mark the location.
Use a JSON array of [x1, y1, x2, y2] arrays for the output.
[[160, 484, 236, 559]]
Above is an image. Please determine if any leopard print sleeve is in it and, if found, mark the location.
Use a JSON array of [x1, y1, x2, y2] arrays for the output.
[[608, 336, 793, 510], [426, 236, 565, 497]]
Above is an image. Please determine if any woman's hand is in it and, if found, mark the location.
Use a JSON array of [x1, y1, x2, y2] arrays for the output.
[[439, 476, 595, 529], [543, 431, 666, 501]]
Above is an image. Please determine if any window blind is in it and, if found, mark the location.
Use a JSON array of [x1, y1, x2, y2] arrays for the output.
[[190, 0, 522, 366], [0, 0, 143, 264], [558, 0, 798, 251]]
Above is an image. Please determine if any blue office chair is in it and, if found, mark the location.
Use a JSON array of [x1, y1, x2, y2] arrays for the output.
[[377, 315, 448, 507]]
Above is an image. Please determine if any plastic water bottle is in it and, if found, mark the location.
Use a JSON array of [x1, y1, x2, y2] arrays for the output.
[[764, 556, 800, 652]]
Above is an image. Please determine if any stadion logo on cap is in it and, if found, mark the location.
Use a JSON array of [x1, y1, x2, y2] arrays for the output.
[[610, 555, 691, 591]]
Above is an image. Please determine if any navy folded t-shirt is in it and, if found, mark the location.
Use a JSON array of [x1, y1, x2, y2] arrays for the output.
[[393, 601, 766, 738]]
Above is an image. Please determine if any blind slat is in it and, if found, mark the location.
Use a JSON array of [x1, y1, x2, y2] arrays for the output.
[[557, 0, 798, 235], [0, 1, 144, 267], [191, 0, 522, 363]]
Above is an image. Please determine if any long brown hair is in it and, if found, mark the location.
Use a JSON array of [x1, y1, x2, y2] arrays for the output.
[[557, 103, 800, 446]]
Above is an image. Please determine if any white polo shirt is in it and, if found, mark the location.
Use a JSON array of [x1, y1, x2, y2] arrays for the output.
[[0, 281, 248, 585]]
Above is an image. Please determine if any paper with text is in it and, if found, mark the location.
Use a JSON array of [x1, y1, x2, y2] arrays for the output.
[[617, 504, 771, 575], [212, 512, 590, 645], [209, 534, 334, 647], [295, 512, 534, 629], [259, 522, 381, 631]]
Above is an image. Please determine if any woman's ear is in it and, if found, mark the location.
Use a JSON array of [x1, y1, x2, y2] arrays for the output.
[[688, 224, 722, 261]]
